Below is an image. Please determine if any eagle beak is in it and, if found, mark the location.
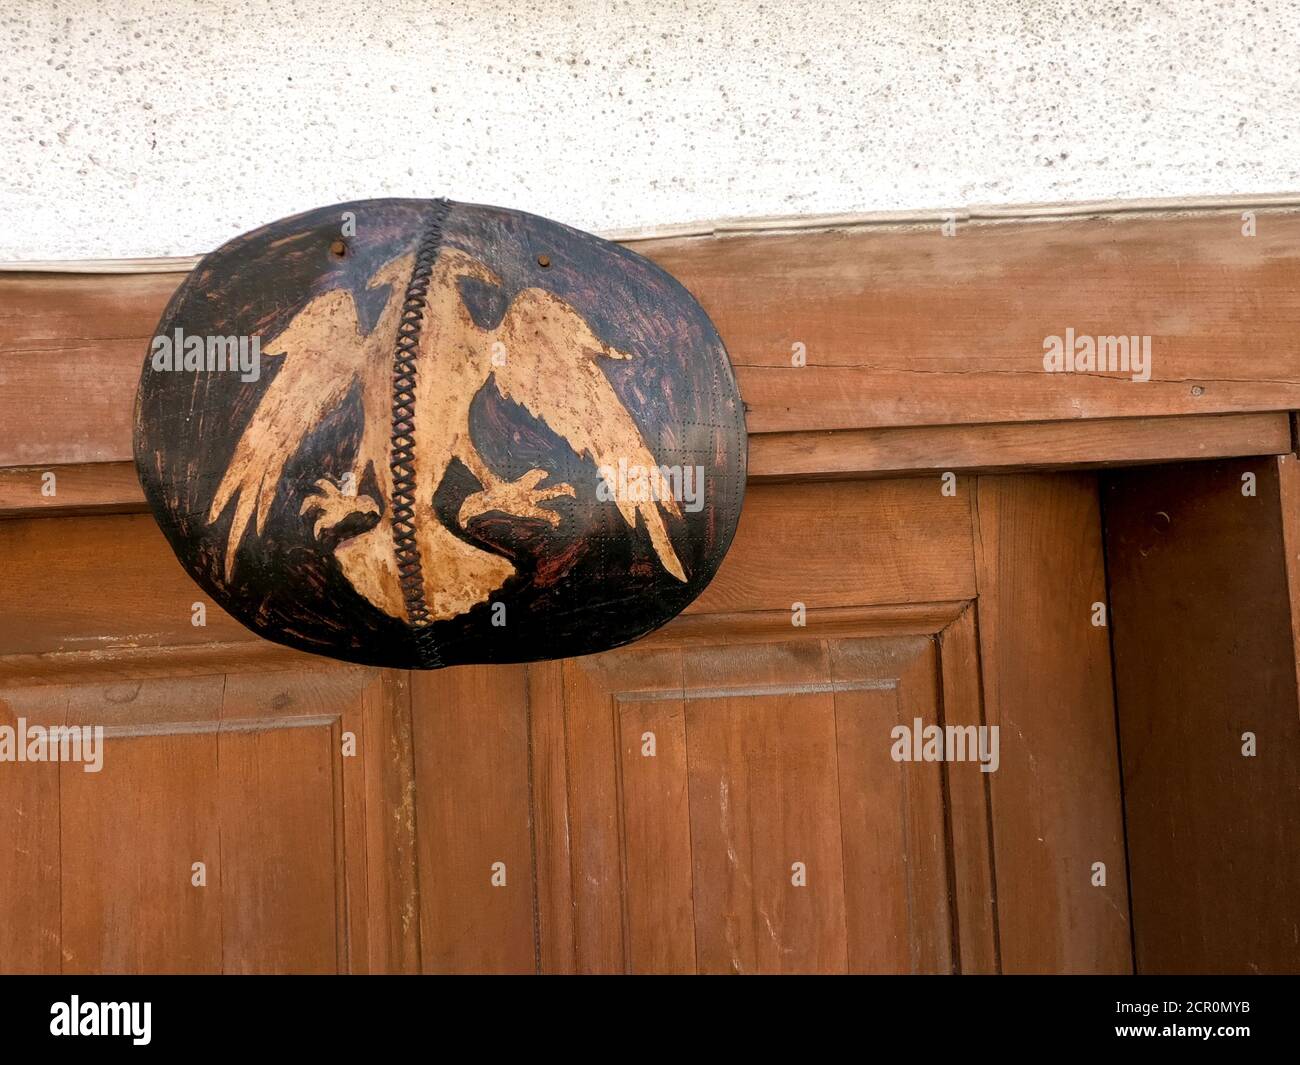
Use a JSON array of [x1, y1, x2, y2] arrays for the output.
[[366, 253, 415, 292]]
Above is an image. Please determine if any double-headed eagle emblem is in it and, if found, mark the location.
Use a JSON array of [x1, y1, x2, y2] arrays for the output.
[[208, 248, 687, 622]]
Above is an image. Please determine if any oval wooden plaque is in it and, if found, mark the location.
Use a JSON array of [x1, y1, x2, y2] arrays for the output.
[[134, 199, 747, 668]]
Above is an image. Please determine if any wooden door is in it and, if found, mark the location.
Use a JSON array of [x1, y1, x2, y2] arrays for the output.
[[0, 665, 418, 974], [0, 511, 421, 974], [554, 634, 957, 974], [0, 473, 1132, 973], [1104, 456, 1300, 974], [404, 475, 1132, 973], [12, 204, 1299, 974]]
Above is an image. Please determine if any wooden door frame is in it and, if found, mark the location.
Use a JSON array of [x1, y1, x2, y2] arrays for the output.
[[3, 200, 1299, 974]]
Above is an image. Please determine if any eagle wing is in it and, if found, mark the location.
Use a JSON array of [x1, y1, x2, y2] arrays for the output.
[[208, 287, 365, 581], [490, 288, 687, 582]]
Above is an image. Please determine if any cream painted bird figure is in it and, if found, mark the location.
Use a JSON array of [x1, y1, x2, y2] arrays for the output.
[[208, 247, 686, 623]]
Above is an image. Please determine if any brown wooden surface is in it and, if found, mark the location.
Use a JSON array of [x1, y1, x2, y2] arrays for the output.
[[1282, 452, 1300, 706], [973, 473, 1133, 973], [0, 270, 180, 467], [0, 481, 975, 672], [749, 412, 1292, 482], [551, 631, 962, 973], [525, 660, 575, 974], [5, 409, 1288, 521], [0, 456, 1205, 974], [410, 665, 536, 974], [1104, 458, 1300, 974], [689, 480, 974, 613], [4, 202, 1299, 974], [0, 513, 250, 659], [0, 479, 988, 973], [0, 462, 149, 518], [524, 476, 997, 973], [5, 205, 1300, 471], [651, 209, 1300, 432], [0, 669, 419, 973], [936, 605, 999, 974], [0, 688, 62, 973], [355, 669, 421, 974], [10, 458, 1300, 972]]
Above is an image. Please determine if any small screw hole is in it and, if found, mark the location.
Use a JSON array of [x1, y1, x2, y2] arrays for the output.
[[537, 254, 551, 268], [330, 240, 347, 258]]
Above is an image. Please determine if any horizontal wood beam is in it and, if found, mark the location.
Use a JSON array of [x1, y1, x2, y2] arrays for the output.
[[2, 411, 1290, 519], [748, 411, 1294, 482], [650, 206, 1300, 433], [3, 204, 1300, 473], [0, 460, 148, 517]]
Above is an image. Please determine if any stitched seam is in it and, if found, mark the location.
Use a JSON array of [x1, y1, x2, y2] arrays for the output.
[[391, 198, 450, 668]]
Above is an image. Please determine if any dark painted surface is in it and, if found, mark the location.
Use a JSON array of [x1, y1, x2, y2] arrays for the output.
[[134, 199, 747, 668]]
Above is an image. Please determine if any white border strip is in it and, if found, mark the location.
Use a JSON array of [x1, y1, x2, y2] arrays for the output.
[[4, 192, 1299, 274]]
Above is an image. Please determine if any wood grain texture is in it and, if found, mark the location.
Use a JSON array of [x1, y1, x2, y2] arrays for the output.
[[681, 642, 855, 974], [5, 207, 1300, 469], [825, 638, 953, 973], [0, 270, 182, 467], [516, 480, 988, 974], [643, 209, 1300, 432], [749, 412, 1293, 482], [0, 513, 262, 657], [410, 665, 537, 973], [1104, 458, 1300, 973], [973, 473, 1132, 974], [688, 479, 975, 614], [617, 680, 697, 973], [636, 601, 968, 647], [53, 677, 226, 974], [217, 679, 340, 975], [0, 686, 67, 973], [0, 669, 418, 974], [0, 462, 150, 518], [1282, 452, 1300, 707], [526, 660, 576, 974], [936, 605, 1000, 973], [551, 633, 962, 973], [0, 483, 971, 664], [0, 639, 352, 687], [9, 190, 1297, 976], [356, 669, 422, 974], [1, 412, 1291, 524]]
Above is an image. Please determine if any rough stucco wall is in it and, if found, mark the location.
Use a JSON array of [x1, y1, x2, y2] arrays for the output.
[[2, 0, 1299, 261]]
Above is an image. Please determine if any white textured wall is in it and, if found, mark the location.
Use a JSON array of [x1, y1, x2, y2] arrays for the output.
[[3, 0, 1299, 261]]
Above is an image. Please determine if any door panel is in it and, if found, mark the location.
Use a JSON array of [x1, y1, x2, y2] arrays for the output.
[[0, 669, 416, 974], [576, 636, 956, 974], [409, 665, 536, 974], [686, 480, 976, 612], [1104, 458, 1300, 973], [973, 474, 1132, 974], [519, 476, 984, 972], [0, 473, 1135, 973]]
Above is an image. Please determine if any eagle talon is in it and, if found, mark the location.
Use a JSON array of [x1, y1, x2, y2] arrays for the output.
[[300, 477, 380, 539], [458, 468, 575, 529]]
